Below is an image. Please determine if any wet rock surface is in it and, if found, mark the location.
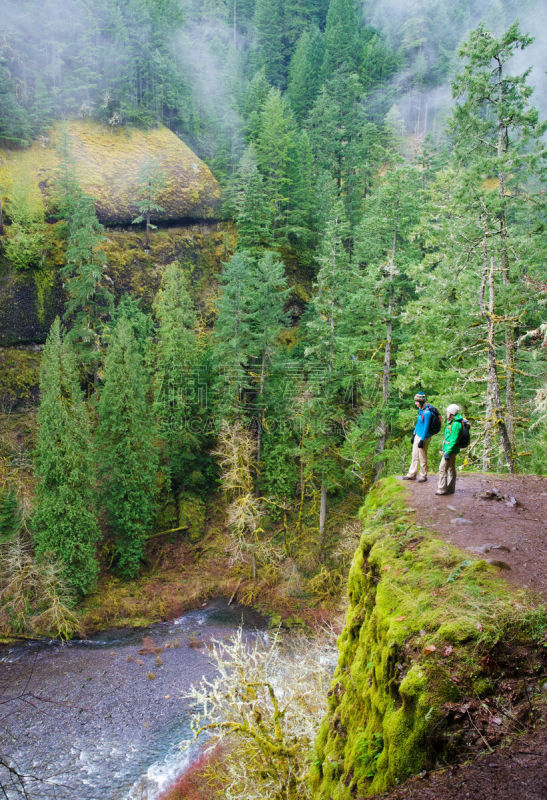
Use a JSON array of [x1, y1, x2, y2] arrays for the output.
[[0, 600, 266, 800]]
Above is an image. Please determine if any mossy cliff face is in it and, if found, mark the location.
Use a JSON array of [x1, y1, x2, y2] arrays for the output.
[[0, 120, 221, 224], [0, 223, 235, 347], [311, 478, 544, 799], [0, 121, 232, 347]]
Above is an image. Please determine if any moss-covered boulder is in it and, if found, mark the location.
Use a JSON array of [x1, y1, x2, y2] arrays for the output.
[[311, 478, 545, 799], [0, 120, 221, 225]]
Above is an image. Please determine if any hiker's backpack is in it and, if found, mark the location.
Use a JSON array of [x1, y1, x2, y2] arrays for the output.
[[425, 404, 441, 436], [456, 418, 471, 448]]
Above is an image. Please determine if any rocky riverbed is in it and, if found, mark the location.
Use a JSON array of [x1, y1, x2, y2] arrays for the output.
[[0, 600, 266, 800]]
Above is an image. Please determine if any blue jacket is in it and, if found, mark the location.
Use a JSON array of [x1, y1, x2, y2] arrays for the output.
[[414, 406, 433, 440]]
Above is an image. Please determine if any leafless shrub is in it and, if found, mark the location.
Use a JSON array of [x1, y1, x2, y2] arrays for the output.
[[183, 628, 337, 800], [0, 537, 79, 640]]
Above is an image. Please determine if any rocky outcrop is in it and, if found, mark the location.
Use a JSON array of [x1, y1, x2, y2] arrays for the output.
[[0, 121, 233, 348], [0, 120, 222, 225], [311, 478, 544, 799], [0, 223, 235, 347]]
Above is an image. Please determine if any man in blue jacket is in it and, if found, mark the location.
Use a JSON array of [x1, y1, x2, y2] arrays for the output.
[[402, 392, 433, 482]]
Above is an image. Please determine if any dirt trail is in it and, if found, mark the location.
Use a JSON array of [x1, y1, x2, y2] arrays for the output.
[[402, 473, 547, 601], [377, 473, 547, 800]]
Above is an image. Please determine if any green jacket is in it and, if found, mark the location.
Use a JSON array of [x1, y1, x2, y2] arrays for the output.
[[442, 413, 463, 456]]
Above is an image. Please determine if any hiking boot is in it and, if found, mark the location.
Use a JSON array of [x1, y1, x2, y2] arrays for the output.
[[435, 490, 448, 496], [417, 477, 427, 483], [402, 475, 415, 480]]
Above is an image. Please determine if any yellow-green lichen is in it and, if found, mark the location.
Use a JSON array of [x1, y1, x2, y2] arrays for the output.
[[311, 477, 545, 799]]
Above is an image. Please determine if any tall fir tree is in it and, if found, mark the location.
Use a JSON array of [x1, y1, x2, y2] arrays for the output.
[[61, 191, 113, 373], [256, 88, 298, 247], [32, 318, 100, 595], [248, 251, 290, 469], [95, 315, 158, 579], [450, 21, 546, 457], [213, 251, 257, 422], [354, 163, 423, 476], [153, 262, 201, 491], [323, 0, 361, 75], [252, 0, 286, 88], [303, 200, 355, 538], [287, 25, 325, 122]]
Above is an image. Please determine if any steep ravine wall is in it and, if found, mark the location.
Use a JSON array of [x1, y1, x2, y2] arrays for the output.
[[311, 479, 545, 799]]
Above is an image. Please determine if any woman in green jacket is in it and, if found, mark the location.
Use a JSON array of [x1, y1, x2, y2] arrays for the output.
[[436, 404, 463, 496]]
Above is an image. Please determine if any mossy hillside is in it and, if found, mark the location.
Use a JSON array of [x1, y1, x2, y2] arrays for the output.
[[311, 478, 545, 799], [0, 120, 221, 225]]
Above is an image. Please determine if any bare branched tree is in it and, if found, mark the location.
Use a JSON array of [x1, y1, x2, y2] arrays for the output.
[[183, 628, 337, 800]]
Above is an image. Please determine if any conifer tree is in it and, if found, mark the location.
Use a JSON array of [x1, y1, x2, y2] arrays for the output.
[[303, 201, 354, 537], [249, 251, 290, 468], [95, 316, 158, 579], [0, 56, 30, 146], [287, 26, 325, 122], [323, 0, 361, 75], [256, 88, 298, 246], [354, 163, 423, 475], [284, 130, 317, 268], [237, 157, 273, 254], [450, 22, 546, 451], [241, 68, 271, 144], [32, 318, 100, 595], [213, 252, 257, 422], [306, 71, 367, 223], [61, 191, 113, 373], [252, 0, 286, 88], [153, 263, 200, 490]]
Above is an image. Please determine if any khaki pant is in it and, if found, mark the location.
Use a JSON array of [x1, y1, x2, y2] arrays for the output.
[[406, 436, 430, 479], [437, 452, 457, 494]]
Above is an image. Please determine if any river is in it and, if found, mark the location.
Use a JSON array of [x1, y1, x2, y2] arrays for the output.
[[0, 599, 267, 800]]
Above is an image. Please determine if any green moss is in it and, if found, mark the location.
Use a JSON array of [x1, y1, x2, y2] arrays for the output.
[[311, 477, 545, 799], [177, 490, 206, 543], [0, 119, 221, 225], [0, 348, 41, 411]]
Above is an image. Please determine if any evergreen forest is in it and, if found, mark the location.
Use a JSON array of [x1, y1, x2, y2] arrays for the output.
[[0, 0, 545, 597], [0, 1, 546, 799]]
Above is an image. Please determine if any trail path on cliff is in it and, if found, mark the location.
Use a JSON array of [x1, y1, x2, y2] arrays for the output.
[[377, 473, 547, 800], [403, 473, 547, 602]]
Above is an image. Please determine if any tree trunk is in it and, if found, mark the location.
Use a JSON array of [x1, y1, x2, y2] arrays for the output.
[[255, 351, 266, 472], [376, 230, 396, 479], [319, 475, 327, 541], [482, 384, 493, 472], [0, 196, 3, 235], [145, 209, 150, 249], [479, 232, 515, 471], [496, 55, 516, 448]]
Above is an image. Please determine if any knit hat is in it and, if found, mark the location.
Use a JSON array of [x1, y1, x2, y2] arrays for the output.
[[446, 403, 460, 417], [414, 392, 426, 402]]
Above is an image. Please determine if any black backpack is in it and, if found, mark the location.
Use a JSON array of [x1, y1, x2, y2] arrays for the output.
[[425, 404, 441, 436], [456, 418, 471, 448]]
